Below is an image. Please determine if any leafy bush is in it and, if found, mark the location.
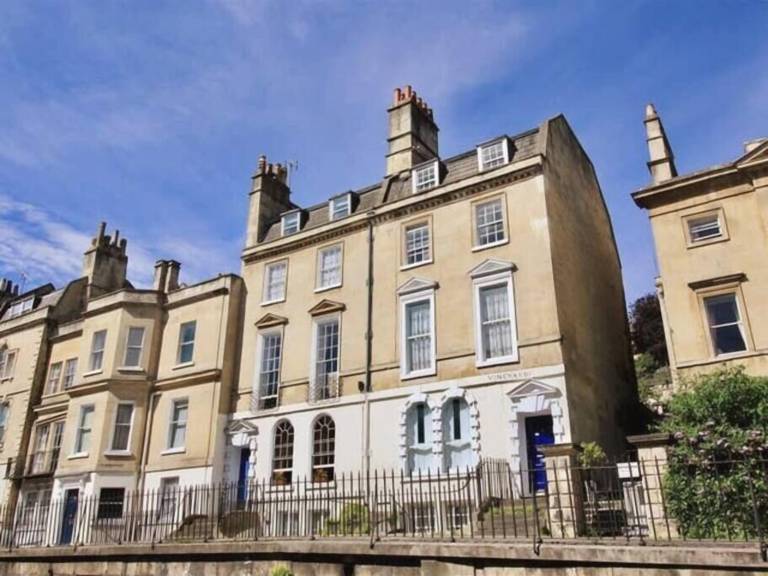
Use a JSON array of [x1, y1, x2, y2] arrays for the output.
[[578, 442, 607, 467], [270, 565, 293, 576], [659, 367, 768, 538]]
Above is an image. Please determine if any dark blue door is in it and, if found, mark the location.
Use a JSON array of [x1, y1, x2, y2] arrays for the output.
[[237, 448, 251, 505], [525, 416, 554, 492], [59, 489, 79, 544]]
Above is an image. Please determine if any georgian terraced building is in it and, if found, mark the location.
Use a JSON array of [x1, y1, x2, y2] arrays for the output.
[[226, 86, 636, 492], [0, 87, 637, 530], [633, 104, 768, 385], [0, 226, 243, 540]]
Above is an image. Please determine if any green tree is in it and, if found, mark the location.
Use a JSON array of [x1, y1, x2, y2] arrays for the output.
[[630, 293, 668, 367], [659, 368, 768, 538]]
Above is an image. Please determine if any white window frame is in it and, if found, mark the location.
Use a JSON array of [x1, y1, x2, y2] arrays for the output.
[[402, 220, 432, 270], [7, 296, 34, 319], [262, 260, 288, 305], [329, 193, 352, 221], [255, 328, 283, 410], [0, 349, 18, 380], [165, 398, 189, 453], [473, 269, 519, 367], [411, 160, 439, 194], [46, 362, 63, 395], [472, 196, 508, 250], [309, 313, 342, 400], [176, 321, 196, 366], [477, 138, 509, 171], [62, 358, 78, 389], [703, 292, 749, 357], [0, 404, 8, 444], [399, 289, 437, 379], [315, 244, 343, 292], [684, 208, 728, 247], [281, 211, 301, 236], [122, 326, 145, 368], [106, 401, 135, 454], [88, 330, 107, 373], [72, 404, 95, 457]]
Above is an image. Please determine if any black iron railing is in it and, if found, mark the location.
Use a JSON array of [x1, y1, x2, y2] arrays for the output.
[[0, 458, 764, 555]]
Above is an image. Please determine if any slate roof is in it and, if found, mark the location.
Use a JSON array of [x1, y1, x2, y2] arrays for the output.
[[261, 127, 541, 243]]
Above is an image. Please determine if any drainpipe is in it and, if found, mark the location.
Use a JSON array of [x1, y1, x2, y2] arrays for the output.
[[138, 392, 160, 495], [362, 215, 375, 475]]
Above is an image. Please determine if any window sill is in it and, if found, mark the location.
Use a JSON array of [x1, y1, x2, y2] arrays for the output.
[[161, 447, 186, 456], [401, 368, 437, 381], [172, 362, 195, 371], [68, 452, 89, 460], [104, 450, 132, 457], [261, 298, 286, 307], [686, 235, 729, 249], [314, 283, 342, 294], [117, 366, 145, 373], [476, 354, 519, 368], [471, 238, 509, 252], [82, 369, 103, 378], [0, 376, 13, 383], [400, 259, 434, 271]]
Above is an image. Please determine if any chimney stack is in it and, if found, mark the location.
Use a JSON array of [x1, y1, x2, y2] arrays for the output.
[[386, 85, 439, 177], [153, 261, 169, 292], [645, 103, 677, 185], [165, 261, 181, 292], [245, 154, 293, 248], [0, 278, 17, 310], [82, 221, 129, 299]]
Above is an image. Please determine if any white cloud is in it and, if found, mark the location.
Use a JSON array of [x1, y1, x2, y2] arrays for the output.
[[0, 194, 236, 291]]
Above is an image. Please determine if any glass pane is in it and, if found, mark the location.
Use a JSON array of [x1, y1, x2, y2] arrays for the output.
[[706, 294, 739, 325], [712, 325, 747, 355]]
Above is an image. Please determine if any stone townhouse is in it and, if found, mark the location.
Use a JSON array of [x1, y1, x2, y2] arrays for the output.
[[633, 104, 768, 385], [227, 86, 636, 495], [0, 225, 243, 544]]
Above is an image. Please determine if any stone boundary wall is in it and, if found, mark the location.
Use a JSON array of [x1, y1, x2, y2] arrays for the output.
[[0, 539, 765, 575]]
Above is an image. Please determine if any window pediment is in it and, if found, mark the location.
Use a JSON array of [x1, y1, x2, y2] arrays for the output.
[[308, 299, 346, 317], [469, 259, 516, 279], [255, 313, 288, 329], [507, 379, 560, 399], [397, 277, 438, 296]]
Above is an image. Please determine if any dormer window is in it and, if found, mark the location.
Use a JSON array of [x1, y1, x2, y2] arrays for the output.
[[281, 211, 301, 236], [329, 193, 352, 221], [477, 139, 509, 171], [412, 161, 439, 194], [7, 296, 34, 319]]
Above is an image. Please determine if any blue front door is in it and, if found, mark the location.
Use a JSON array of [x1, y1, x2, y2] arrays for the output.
[[237, 448, 251, 505], [59, 489, 79, 544], [525, 415, 554, 492]]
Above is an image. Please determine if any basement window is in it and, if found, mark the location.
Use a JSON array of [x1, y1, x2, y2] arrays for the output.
[[412, 161, 439, 194]]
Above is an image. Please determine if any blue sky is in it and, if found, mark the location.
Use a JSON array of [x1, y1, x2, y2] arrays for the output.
[[0, 1, 766, 303]]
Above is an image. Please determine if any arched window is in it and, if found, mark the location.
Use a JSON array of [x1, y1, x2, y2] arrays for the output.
[[312, 415, 335, 482], [406, 402, 433, 473], [272, 420, 294, 485], [442, 397, 473, 470]]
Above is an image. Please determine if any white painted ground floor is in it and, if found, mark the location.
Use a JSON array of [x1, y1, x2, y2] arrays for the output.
[[224, 363, 571, 493]]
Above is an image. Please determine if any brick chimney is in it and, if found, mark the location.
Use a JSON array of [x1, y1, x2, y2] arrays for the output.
[[245, 155, 292, 248], [386, 86, 439, 177], [82, 222, 128, 299], [644, 103, 677, 185]]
